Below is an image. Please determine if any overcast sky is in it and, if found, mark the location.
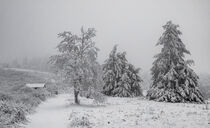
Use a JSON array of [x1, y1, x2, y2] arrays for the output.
[[0, 0, 210, 73]]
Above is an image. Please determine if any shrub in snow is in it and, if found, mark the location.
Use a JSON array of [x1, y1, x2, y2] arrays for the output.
[[16, 94, 41, 111], [0, 92, 14, 102], [0, 101, 28, 127], [92, 91, 107, 105], [69, 112, 92, 128], [80, 86, 106, 103], [17, 86, 34, 94], [69, 116, 91, 128], [45, 82, 59, 95], [31, 90, 47, 101], [147, 21, 204, 103], [15, 88, 50, 111], [102, 45, 143, 97], [33, 88, 51, 101]]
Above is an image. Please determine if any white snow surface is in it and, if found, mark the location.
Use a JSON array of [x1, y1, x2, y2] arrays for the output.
[[23, 94, 210, 128]]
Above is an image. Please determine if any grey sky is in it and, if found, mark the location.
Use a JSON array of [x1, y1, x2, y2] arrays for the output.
[[0, 0, 210, 73]]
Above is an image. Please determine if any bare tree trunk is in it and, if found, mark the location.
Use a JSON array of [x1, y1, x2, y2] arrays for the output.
[[74, 87, 80, 104]]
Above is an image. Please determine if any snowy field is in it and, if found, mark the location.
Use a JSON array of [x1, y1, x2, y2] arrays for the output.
[[23, 94, 210, 128]]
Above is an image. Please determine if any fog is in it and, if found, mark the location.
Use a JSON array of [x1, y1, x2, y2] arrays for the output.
[[0, 0, 210, 73]]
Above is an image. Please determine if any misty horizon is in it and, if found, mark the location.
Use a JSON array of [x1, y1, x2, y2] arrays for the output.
[[0, 0, 210, 73]]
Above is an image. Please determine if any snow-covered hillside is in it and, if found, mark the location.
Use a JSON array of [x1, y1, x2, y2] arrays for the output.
[[23, 93, 210, 128]]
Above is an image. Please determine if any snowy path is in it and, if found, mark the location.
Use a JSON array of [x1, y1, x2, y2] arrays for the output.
[[23, 94, 210, 128], [24, 94, 72, 128]]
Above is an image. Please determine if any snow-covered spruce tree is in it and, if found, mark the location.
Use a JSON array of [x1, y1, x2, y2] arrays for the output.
[[102, 45, 142, 97], [50, 27, 101, 104], [147, 21, 204, 103]]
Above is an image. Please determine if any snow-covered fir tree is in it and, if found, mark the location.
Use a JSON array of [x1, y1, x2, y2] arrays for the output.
[[102, 45, 142, 97], [147, 21, 204, 103]]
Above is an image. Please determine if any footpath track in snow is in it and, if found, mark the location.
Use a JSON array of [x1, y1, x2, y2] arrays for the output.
[[23, 94, 72, 128], [23, 93, 210, 128]]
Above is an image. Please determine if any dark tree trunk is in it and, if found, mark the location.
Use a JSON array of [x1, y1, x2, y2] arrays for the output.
[[74, 87, 80, 104]]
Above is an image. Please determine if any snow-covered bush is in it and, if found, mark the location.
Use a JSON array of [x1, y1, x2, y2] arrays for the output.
[[79, 86, 106, 104], [92, 91, 107, 105], [31, 88, 50, 101], [45, 82, 59, 95], [16, 85, 34, 94], [69, 112, 93, 128], [0, 101, 28, 127], [13, 87, 51, 113], [0, 92, 14, 101], [16, 94, 41, 111]]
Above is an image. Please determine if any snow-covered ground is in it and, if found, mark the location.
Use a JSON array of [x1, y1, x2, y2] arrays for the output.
[[23, 93, 210, 128]]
